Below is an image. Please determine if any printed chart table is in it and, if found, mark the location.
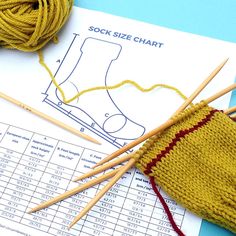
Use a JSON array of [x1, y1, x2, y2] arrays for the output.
[[0, 122, 186, 236]]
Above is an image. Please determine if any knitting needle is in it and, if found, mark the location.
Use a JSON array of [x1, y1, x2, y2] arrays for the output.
[[69, 77, 236, 223], [93, 58, 229, 167], [0, 91, 100, 144], [205, 83, 236, 104], [224, 105, 236, 115], [73, 153, 133, 182], [68, 80, 236, 227], [171, 58, 228, 117], [69, 158, 136, 228], [28, 58, 232, 227], [30, 71, 235, 230], [28, 167, 121, 213], [95, 83, 236, 170]]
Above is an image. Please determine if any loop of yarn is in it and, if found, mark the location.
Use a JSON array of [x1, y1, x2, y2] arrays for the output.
[[0, 0, 74, 52]]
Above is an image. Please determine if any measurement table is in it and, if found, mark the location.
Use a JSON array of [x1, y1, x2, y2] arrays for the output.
[[0, 122, 186, 236]]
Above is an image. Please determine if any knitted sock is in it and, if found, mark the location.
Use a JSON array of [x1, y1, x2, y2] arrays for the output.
[[135, 101, 236, 233]]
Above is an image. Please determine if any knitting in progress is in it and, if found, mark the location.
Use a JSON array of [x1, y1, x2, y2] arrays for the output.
[[136, 101, 236, 234], [0, 0, 73, 52], [1, 2, 235, 234], [27, 58, 236, 235], [28, 94, 236, 235]]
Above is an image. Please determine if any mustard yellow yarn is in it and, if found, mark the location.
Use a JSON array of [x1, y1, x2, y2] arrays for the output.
[[38, 49, 188, 104], [0, 0, 73, 52], [136, 102, 236, 233]]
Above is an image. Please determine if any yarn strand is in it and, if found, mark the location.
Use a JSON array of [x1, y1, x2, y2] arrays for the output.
[[38, 50, 188, 104], [62, 80, 188, 104], [150, 177, 185, 236]]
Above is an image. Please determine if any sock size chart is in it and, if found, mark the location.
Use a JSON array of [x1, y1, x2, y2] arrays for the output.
[[0, 121, 186, 236]]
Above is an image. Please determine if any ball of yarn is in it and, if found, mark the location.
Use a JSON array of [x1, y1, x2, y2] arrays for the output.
[[0, 0, 74, 52]]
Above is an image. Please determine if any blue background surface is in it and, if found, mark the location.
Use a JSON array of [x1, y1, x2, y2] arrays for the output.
[[74, 1, 236, 235]]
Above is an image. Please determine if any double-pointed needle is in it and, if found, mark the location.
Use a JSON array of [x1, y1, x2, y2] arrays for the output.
[[27, 58, 234, 229], [93, 58, 229, 167], [0, 91, 100, 144]]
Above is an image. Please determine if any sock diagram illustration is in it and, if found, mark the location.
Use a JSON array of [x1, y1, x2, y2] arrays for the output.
[[43, 35, 145, 148]]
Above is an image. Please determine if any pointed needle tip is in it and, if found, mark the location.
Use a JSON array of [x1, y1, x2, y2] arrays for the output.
[[87, 136, 101, 145], [92, 139, 101, 145], [72, 177, 81, 182], [68, 220, 77, 229], [223, 58, 229, 65], [81, 133, 101, 145], [92, 163, 99, 169]]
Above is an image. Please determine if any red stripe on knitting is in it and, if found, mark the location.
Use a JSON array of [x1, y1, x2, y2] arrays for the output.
[[144, 109, 219, 175], [150, 176, 185, 236]]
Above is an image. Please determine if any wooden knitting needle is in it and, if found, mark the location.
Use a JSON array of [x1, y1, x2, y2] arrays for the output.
[[93, 58, 229, 167], [69, 158, 136, 228], [171, 59, 227, 117], [205, 83, 236, 105], [28, 58, 233, 230], [28, 167, 121, 213], [30, 71, 236, 229], [68, 80, 236, 228], [0, 91, 100, 144], [224, 105, 236, 115], [74, 83, 236, 190], [73, 153, 133, 182]]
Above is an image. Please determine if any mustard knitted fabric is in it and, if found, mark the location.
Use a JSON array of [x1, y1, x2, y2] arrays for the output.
[[136, 101, 236, 233]]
